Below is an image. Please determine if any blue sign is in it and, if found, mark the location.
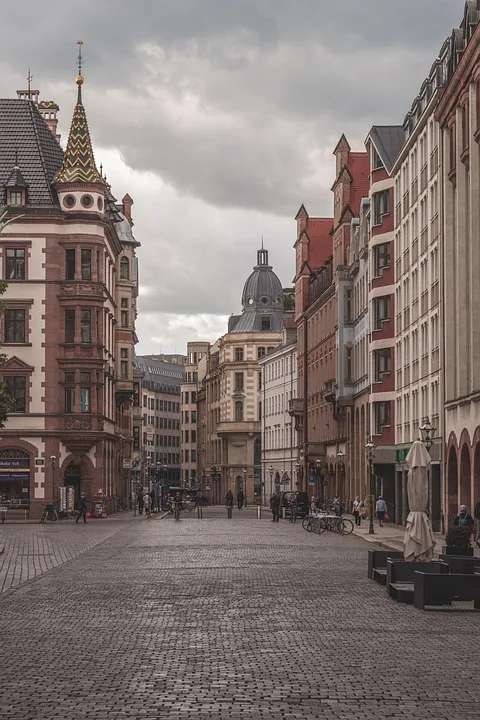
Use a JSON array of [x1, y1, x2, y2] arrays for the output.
[[0, 459, 29, 468], [308, 474, 316, 485]]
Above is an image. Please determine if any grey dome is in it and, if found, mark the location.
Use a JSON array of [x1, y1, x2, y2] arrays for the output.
[[230, 248, 285, 334], [241, 249, 284, 310]]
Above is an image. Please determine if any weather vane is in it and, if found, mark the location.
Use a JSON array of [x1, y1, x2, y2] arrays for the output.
[[77, 40, 84, 76]]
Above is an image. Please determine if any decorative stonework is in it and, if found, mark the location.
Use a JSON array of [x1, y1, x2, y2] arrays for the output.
[[61, 283, 104, 297], [64, 415, 92, 431]]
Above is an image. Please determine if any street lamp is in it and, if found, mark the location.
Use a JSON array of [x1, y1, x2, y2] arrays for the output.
[[419, 417, 435, 452], [314, 459, 322, 507], [269, 465, 274, 490], [242, 467, 247, 505], [365, 440, 376, 535], [336, 450, 345, 506], [294, 462, 300, 488]]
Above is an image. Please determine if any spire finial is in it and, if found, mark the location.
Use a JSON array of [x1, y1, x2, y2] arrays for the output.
[[76, 40, 84, 103], [27, 69, 32, 97], [261, 234, 264, 250]]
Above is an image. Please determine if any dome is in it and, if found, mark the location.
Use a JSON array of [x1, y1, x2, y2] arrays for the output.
[[241, 249, 284, 310]]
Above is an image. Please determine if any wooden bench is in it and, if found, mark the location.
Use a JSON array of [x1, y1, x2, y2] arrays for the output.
[[439, 555, 480, 575], [367, 549, 404, 583], [387, 560, 448, 603], [414, 572, 480, 610]]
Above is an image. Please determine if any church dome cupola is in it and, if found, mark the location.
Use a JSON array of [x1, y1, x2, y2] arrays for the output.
[[230, 245, 285, 334]]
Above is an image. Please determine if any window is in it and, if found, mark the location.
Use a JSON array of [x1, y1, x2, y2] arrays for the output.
[[121, 311, 128, 328], [257, 347, 266, 359], [4, 376, 26, 412], [191, 450, 197, 462], [235, 401, 244, 422], [373, 190, 390, 225], [191, 410, 197, 423], [80, 372, 91, 383], [121, 298, 128, 308], [191, 430, 196, 443], [235, 347, 244, 362], [4, 309, 25, 343], [346, 348, 353, 382], [185, 450, 190, 463], [191, 391, 197, 403], [5, 248, 25, 280], [64, 371, 75, 383], [261, 316, 271, 331], [81, 249, 91, 280], [374, 243, 391, 275], [184, 430, 189, 443], [65, 386, 75, 413], [120, 256, 129, 280], [133, 426, 140, 451], [80, 310, 91, 343], [65, 249, 76, 280], [374, 401, 391, 434], [80, 387, 91, 413], [120, 348, 128, 379], [373, 296, 390, 330], [8, 191, 23, 206], [234, 372, 244, 391], [374, 348, 391, 382]]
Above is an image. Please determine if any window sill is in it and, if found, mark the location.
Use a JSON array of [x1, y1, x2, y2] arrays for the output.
[[2, 342, 32, 347]]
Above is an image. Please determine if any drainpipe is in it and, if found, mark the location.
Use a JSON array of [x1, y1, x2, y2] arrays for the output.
[[303, 314, 309, 491]]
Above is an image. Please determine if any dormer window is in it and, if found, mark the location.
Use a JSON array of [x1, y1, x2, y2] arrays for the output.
[[8, 191, 24, 206]]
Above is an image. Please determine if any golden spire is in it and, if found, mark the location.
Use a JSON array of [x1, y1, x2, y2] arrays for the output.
[[54, 41, 103, 185]]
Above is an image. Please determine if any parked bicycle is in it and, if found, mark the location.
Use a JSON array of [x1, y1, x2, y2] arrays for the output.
[[39, 503, 58, 523], [302, 511, 353, 535]]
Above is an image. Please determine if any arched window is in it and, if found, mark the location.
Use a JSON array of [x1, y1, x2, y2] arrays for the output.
[[120, 256, 129, 280], [235, 401, 244, 422]]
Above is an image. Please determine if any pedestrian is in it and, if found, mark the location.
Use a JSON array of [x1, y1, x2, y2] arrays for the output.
[[474, 498, 480, 549], [375, 495, 387, 527], [237, 489, 245, 510], [352, 496, 362, 527], [289, 491, 298, 523], [270, 490, 281, 522], [143, 491, 151, 518], [454, 504, 474, 534], [75, 492, 87, 524], [137, 489, 144, 515], [225, 490, 234, 519], [150, 488, 156, 513]]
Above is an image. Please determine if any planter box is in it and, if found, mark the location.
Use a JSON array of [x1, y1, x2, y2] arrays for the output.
[[441, 546, 473, 557]]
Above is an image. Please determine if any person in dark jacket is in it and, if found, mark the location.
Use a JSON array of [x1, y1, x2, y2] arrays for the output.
[[76, 493, 87, 524], [270, 491, 281, 522], [225, 490, 234, 518], [237, 490, 245, 510], [474, 499, 480, 548], [137, 489, 144, 515], [454, 504, 474, 533]]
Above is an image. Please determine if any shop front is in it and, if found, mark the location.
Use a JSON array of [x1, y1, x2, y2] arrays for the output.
[[0, 449, 31, 516]]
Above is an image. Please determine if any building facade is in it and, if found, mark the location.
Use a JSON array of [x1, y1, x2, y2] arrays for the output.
[[181, 342, 209, 487], [259, 324, 297, 501], [391, 49, 446, 529], [0, 74, 139, 518], [196, 248, 286, 503], [135, 356, 184, 488], [436, 5, 480, 528]]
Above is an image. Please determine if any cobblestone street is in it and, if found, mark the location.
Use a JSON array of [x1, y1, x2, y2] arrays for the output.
[[0, 507, 478, 719]]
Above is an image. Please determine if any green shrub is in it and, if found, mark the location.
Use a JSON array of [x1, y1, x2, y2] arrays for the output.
[[445, 525, 471, 548]]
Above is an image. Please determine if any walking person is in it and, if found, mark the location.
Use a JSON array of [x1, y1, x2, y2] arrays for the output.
[[289, 491, 298, 523], [237, 489, 245, 510], [150, 488, 156, 513], [270, 490, 281, 522], [137, 489, 144, 515], [474, 498, 480, 549], [75, 492, 87, 524], [454, 504, 474, 535], [143, 491, 151, 518], [352, 496, 362, 527], [375, 495, 387, 528], [225, 490, 234, 518]]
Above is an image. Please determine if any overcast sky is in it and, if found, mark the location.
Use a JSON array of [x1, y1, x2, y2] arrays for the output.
[[0, 1, 462, 354]]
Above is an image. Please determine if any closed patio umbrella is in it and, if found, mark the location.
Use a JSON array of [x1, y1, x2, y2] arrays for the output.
[[403, 440, 436, 562]]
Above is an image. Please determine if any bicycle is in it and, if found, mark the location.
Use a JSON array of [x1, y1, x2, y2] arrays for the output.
[[39, 503, 58, 523], [320, 514, 354, 535]]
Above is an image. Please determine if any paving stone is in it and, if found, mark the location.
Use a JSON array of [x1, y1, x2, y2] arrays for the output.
[[0, 507, 477, 719]]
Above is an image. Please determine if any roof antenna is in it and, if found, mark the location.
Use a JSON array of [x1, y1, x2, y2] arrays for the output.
[[261, 234, 264, 250], [27, 69, 33, 98]]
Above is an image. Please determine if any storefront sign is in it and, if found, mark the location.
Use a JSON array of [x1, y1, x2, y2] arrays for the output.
[[0, 459, 29, 468], [123, 458, 131, 469], [59, 486, 67, 512], [35, 459, 45, 466]]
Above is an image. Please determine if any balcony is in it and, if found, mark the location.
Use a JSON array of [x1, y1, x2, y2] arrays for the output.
[[324, 379, 336, 402], [288, 398, 304, 417], [216, 421, 261, 436]]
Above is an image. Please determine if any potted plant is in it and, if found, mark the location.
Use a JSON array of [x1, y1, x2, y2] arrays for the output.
[[442, 526, 474, 557]]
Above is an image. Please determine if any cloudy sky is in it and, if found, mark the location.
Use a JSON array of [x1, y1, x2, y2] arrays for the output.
[[0, 1, 462, 354]]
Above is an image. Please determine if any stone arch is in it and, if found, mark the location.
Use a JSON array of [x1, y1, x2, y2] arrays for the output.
[[447, 445, 458, 527], [473, 440, 480, 511], [59, 453, 95, 505], [0, 437, 39, 458], [460, 442, 472, 508]]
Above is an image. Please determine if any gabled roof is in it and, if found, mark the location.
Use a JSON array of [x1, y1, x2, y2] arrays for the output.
[[367, 125, 405, 173], [333, 133, 351, 155], [0, 98, 63, 205], [295, 204, 308, 220], [54, 81, 103, 185], [5, 164, 28, 188], [330, 164, 353, 191]]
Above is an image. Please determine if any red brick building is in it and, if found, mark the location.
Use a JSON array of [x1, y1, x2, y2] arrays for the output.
[[0, 71, 139, 518]]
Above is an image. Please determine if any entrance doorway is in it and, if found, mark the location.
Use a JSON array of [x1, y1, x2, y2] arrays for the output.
[[64, 463, 82, 509]]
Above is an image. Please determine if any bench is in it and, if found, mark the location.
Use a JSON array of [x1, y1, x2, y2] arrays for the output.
[[387, 560, 449, 603], [414, 572, 480, 610], [439, 555, 480, 575], [368, 549, 404, 583]]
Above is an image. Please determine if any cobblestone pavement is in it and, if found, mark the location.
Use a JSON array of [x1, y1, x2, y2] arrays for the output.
[[0, 506, 478, 719]]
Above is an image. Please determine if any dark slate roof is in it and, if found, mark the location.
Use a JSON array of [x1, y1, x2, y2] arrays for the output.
[[5, 164, 29, 188], [369, 126, 405, 172], [230, 248, 285, 334], [54, 84, 103, 184], [0, 98, 63, 205]]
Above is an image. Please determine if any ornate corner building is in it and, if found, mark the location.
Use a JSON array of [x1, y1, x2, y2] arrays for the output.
[[0, 72, 140, 518]]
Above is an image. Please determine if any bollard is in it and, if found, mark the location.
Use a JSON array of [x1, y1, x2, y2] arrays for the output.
[[197, 505, 202, 519], [257, 505, 262, 519]]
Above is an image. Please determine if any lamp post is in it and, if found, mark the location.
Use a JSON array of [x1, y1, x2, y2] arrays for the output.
[[336, 450, 345, 508], [314, 459, 322, 507], [242, 467, 247, 506], [365, 440, 376, 535], [50, 455, 57, 509], [268, 465, 274, 497], [420, 417, 436, 522]]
